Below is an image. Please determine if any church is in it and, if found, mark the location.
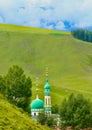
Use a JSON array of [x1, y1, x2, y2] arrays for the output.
[[30, 69, 52, 117]]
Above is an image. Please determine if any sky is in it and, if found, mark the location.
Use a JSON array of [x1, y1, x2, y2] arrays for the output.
[[0, 0, 92, 31]]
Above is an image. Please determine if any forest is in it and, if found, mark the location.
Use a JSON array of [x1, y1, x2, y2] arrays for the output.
[[71, 29, 92, 42]]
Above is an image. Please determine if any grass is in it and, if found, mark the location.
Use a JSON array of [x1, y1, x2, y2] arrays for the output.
[[0, 24, 92, 106], [0, 94, 51, 130]]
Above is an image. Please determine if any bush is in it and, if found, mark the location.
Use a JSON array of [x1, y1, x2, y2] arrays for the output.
[[52, 104, 59, 114], [60, 94, 92, 129], [37, 111, 56, 127], [37, 112, 47, 125], [0, 76, 6, 94]]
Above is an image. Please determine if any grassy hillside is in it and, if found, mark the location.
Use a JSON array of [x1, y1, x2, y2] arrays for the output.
[[0, 94, 51, 130], [0, 24, 92, 105], [0, 24, 70, 35]]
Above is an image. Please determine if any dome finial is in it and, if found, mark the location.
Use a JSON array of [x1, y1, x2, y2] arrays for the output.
[[46, 67, 49, 83], [36, 77, 39, 99]]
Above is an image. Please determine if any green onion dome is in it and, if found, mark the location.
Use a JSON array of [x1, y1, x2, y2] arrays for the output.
[[44, 77, 51, 89], [30, 97, 44, 109], [44, 83, 51, 89]]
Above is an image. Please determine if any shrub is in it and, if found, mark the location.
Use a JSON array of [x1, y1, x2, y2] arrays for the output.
[[60, 94, 92, 129]]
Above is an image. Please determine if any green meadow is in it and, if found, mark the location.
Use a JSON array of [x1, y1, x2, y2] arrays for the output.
[[0, 24, 92, 106]]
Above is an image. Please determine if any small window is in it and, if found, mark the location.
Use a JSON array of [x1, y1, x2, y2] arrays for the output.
[[34, 113, 36, 116]]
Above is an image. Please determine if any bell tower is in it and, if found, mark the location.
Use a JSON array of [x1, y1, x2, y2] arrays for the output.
[[44, 68, 51, 115]]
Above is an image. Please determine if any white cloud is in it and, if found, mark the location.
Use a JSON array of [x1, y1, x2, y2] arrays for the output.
[[74, 22, 90, 28], [0, 16, 4, 23], [55, 21, 66, 30], [25, 0, 51, 6], [34, 0, 51, 5], [0, 0, 92, 30], [27, 20, 41, 27], [46, 24, 54, 30], [0, 0, 13, 8]]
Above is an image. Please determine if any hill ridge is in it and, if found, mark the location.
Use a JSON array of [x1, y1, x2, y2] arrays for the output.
[[0, 24, 70, 34]]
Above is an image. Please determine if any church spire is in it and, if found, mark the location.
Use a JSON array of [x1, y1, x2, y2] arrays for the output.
[[36, 77, 39, 99]]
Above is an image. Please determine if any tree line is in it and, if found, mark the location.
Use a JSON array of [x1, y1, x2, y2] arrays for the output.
[[71, 29, 92, 42]]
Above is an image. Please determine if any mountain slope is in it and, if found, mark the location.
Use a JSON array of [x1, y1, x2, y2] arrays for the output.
[[0, 24, 92, 105], [0, 94, 51, 130]]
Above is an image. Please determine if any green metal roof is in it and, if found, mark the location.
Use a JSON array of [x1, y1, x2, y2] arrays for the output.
[[44, 83, 51, 89], [30, 98, 44, 109], [44, 77, 51, 89]]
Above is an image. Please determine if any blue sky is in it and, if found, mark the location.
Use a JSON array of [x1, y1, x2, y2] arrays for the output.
[[0, 0, 92, 31]]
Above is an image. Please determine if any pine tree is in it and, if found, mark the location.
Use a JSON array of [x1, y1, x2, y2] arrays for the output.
[[5, 65, 32, 111]]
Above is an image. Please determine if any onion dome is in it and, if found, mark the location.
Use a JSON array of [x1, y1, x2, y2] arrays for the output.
[[44, 77, 51, 89], [30, 96, 44, 109]]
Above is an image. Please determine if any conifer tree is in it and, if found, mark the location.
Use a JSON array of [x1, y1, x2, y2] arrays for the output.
[[5, 65, 32, 111]]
